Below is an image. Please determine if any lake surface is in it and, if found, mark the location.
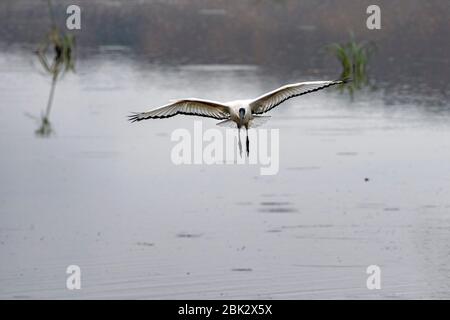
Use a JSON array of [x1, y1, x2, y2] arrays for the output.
[[1, 44, 450, 299], [0, 0, 450, 300]]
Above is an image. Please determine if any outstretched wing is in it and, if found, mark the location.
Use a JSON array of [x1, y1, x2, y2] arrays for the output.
[[248, 116, 271, 128], [250, 80, 345, 115], [128, 99, 231, 122]]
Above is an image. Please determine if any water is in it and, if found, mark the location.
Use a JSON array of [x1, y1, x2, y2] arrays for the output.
[[1, 0, 450, 299], [1, 46, 449, 299]]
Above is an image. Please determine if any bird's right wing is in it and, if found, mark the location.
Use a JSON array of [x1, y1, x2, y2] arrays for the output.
[[128, 99, 231, 122]]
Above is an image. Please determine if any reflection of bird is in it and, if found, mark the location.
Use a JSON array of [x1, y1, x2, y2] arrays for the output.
[[129, 80, 346, 155]]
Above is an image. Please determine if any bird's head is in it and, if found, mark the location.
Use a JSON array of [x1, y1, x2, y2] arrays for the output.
[[239, 108, 245, 123]]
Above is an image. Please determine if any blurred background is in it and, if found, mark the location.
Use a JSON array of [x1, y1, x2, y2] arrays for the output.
[[0, 0, 449, 299]]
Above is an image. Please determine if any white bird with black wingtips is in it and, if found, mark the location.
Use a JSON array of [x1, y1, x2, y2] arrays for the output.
[[129, 79, 347, 155]]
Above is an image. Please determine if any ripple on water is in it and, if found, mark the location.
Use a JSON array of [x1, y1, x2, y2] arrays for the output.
[[176, 233, 203, 239], [231, 268, 253, 272], [135, 242, 154, 247], [287, 166, 321, 171], [259, 201, 298, 214]]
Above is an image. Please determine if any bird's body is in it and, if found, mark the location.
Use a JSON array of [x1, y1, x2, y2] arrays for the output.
[[224, 100, 253, 128], [129, 80, 346, 155]]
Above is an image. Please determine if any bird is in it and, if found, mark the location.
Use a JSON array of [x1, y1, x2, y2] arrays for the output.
[[129, 79, 347, 156]]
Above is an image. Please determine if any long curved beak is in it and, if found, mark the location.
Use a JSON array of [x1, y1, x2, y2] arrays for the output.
[[239, 109, 245, 123]]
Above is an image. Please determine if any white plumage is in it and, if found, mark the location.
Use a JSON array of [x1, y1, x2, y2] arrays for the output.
[[129, 80, 346, 155]]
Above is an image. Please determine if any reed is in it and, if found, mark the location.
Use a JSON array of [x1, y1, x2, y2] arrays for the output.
[[327, 37, 375, 98], [35, 0, 76, 136]]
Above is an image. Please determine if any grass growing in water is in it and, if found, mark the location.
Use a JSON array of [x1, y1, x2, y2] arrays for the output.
[[35, 0, 76, 136], [327, 38, 375, 98]]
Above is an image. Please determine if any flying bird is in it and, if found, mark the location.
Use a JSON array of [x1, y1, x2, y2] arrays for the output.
[[129, 80, 346, 155]]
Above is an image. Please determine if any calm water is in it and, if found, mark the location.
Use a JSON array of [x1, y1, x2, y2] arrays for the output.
[[0, 44, 450, 299]]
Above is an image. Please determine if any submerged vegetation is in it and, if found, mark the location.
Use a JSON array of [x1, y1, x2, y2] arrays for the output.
[[327, 37, 376, 98], [35, 0, 75, 136]]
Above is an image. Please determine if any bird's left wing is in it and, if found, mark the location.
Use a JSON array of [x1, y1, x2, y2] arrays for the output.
[[128, 99, 231, 122], [250, 80, 345, 114]]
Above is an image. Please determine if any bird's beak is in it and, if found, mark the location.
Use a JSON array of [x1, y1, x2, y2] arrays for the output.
[[239, 109, 245, 122]]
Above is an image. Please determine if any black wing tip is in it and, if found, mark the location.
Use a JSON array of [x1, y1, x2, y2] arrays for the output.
[[127, 113, 141, 123], [335, 77, 352, 84]]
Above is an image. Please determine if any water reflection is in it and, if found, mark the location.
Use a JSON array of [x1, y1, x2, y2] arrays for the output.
[[35, 115, 53, 136]]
